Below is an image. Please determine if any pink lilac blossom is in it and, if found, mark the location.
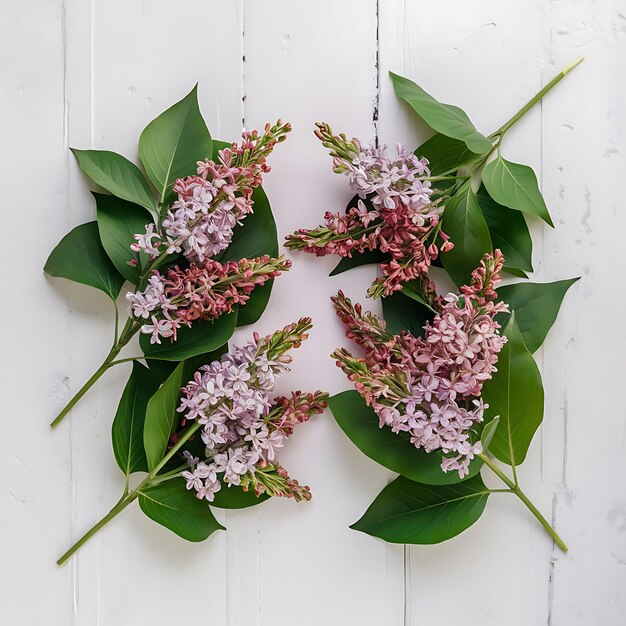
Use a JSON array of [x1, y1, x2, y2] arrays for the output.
[[331, 251, 509, 478], [132, 120, 291, 264], [285, 123, 453, 298], [126, 255, 291, 344], [175, 319, 328, 502]]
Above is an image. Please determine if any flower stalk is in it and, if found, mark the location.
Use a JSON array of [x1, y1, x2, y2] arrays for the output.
[[56, 421, 202, 565], [50, 123, 292, 428], [50, 318, 140, 428], [57, 321, 326, 564], [479, 452, 568, 552], [491, 56, 584, 138]]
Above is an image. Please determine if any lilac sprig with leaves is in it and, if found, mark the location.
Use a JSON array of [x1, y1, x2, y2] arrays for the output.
[[329, 252, 568, 551], [322, 60, 584, 552], [57, 319, 327, 565], [45, 86, 291, 427]]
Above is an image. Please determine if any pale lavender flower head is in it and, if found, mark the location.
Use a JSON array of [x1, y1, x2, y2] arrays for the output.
[[176, 319, 323, 503]]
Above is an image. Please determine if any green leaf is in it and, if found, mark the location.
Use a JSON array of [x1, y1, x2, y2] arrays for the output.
[[382, 289, 432, 338], [139, 479, 224, 541], [143, 362, 185, 471], [482, 154, 553, 226], [329, 391, 481, 485], [389, 72, 492, 155], [95, 193, 151, 285], [480, 416, 500, 451], [351, 474, 489, 544], [415, 133, 481, 176], [44, 221, 125, 300], [330, 249, 388, 276], [138, 85, 212, 202], [211, 484, 271, 509], [220, 186, 279, 260], [496, 278, 578, 353], [236, 281, 275, 327], [71, 149, 158, 220], [181, 345, 229, 382], [441, 183, 492, 286], [401, 281, 437, 311], [140, 309, 238, 361], [217, 186, 279, 327], [476, 185, 533, 273], [481, 316, 544, 466], [503, 267, 529, 279], [111, 362, 164, 476]]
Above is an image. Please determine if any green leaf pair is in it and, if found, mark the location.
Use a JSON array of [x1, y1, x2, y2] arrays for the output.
[[328, 316, 542, 545], [111, 344, 269, 542], [390, 71, 556, 287]]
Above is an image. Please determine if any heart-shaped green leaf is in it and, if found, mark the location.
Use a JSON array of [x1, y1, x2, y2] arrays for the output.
[[330, 249, 389, 276], [139, 479, 224, 541], [476, 185, 533, 274], [211, 484, 271, 509], [329, 391, 482, 485], [400, 281, 438, 312], [496, 278, 578, 353], [140, 309, 238, 361], [220, 186, 278, 261], [480, 416, 500, 452], [139, 85, 212, 203], [351, 474, 490, 544], [143, 362, 185, 471], [95, 193, 151, 284], [441, 183, 493, 286], [390, 72, 492, 155], [44, 221, 125, 300], [71, 149, 158, 220], [112, 362, 164, 476], [415, 133, 481, 176], [218, 186, 279, 327], [382, 289, 433, 338], [482, 316, 544, 466], [482, 154, 553, 226]]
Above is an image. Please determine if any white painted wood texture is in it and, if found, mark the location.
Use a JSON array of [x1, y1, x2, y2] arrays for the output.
[[1, 1, 625, 624]]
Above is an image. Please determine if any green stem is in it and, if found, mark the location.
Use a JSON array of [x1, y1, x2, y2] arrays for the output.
[[56, 492, 138, 565], [50, 319, 138, 428], [50, 349, 117, 428], [57, 422, 201, 564], [479, 453, 568, 552], [491, 56, 584, 138], [150, 422, 201, 477]]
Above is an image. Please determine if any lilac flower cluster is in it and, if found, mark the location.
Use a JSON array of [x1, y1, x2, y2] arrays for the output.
[[126, 255, 290, 344], [332, 251, 509, 478], [285, 123, 452, 298], [337, 141, 433, 211], [131, 120, 291, 264], [177, 319, 328, 502]]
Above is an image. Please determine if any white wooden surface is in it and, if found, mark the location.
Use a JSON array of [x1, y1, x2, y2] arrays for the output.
[[1, 1, 625, 624]]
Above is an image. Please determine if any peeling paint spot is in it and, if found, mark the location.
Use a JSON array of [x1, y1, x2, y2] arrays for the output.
[[10, 490, 33, 508], [581, 186, 592, 234], [608, 503, 626, 533]]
